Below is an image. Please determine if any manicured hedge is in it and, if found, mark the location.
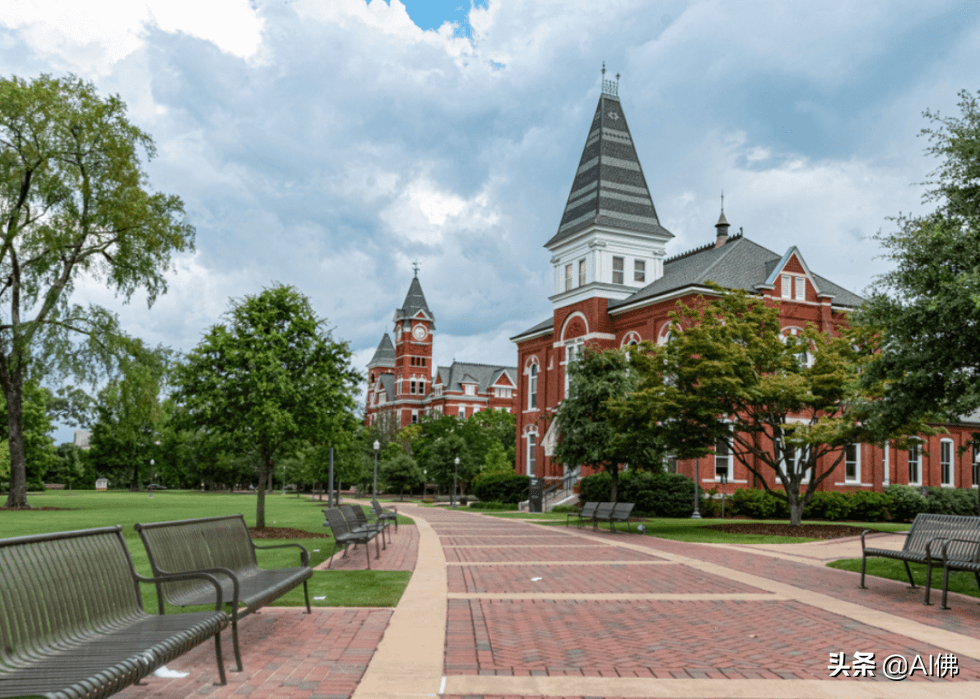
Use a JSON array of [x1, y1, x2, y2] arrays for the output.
[[471, 472, 531, 504], [577, 472, 979, 522]]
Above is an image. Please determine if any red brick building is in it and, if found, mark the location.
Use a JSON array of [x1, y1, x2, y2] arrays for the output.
[[511, 80, 980, 497], [365, 273, 517, 428]]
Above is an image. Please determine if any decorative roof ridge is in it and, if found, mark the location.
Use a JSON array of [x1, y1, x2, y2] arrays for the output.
[[665, 232, 744, 264]]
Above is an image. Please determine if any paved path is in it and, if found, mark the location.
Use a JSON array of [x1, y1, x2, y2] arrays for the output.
[[356, 505, 980, 699], [115, 505, 980, 698]]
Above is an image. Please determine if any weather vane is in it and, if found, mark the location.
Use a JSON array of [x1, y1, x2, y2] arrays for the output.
[[412, 259, 420, 277]]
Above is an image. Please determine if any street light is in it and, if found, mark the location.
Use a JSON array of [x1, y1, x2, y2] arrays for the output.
[[453, 457, 459, 509], [373, 440, 380, 499]]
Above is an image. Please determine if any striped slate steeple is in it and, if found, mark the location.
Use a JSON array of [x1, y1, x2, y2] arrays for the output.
[[546, 81, 673, 249]]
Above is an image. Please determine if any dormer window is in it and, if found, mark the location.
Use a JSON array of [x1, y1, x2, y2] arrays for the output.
[[781, 274, 791, 299], [612, 257, 625, 285], [464, 384, 476, 396], [795, 276, 805, 301], [634, 260, 645, 283]]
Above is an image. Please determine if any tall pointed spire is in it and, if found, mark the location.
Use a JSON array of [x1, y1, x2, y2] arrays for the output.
[[715, 190, 730, 247], [393, 275, 434, 324], [546, 71, 672, 249], [367, 333, 396, 369]]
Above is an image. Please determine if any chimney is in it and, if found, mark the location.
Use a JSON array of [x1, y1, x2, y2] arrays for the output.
[[715, 192, 729, 247]]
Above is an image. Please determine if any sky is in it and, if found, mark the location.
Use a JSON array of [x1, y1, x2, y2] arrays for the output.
[[2, 0, 979, 444]]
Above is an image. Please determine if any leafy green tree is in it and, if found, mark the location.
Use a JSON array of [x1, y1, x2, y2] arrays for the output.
[[48, 442, 88, 489], [616, 287, 932, 525], [460, 409, 516, 467], [482, 440, 513, 474], [88, 342, 170, 489], [0, 380, 57, 490], [423, 432, 476, 493], [553, 346, 663, 503], [381, 451, 423, 500], [172, 284, 360, 527], [0, 74, 194, 507], [855, 89, 980, 430]]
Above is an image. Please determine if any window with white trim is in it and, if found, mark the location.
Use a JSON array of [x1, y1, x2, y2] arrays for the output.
[[411, 410, 418, 424], [612, 256, 624, 285], [795, 276, 805, 301], [564, 343, 581, 399], [845, 444, 860, 482], [908, 443, 921, 485], [464, 384, 475, 395], [785, 445, 812, 482], [564, 264, 572, 292], [973, 444, 979, 487], [458, 406, 466, 419], [634, 259, 645, 283], [781, 274, 791, 299], [410, 380, 416, 394], [664, 454, 678, 474], [578, 259, 586, 286], [714, 435, 732, 480], [528, 363, 538, 409], [941, 439, 954, 486], [527, 433, 537, 477]]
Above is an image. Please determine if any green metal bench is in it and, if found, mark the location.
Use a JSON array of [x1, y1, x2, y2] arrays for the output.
[[371, 498, 398, 533], [566, 501, 599, 527], [323, 506, 381, 569], [0, 526, 229, 698], [135, 514, 312, 675], [861, 513, 980, 598], [925, 526, 980, 609], [604, 502, 636, 532]]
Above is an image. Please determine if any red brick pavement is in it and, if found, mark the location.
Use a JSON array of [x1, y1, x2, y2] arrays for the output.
[[444, 545, 661, 563], [114, 608, 392, 699], [446, 562, 771, 594], [577, 530, 980, 637], [442, 536, 589, 546], [444, 597, 980, 681]]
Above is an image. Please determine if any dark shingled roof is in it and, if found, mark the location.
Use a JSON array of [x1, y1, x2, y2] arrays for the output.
[[367, 333, 396, 369], [394, 276, 434, 323], [546, 92, 673, 249], [510, 317, 554, 343], [435, 362, 517, 394], [379, 374, 394, 402], [608, 234, 864, 311]]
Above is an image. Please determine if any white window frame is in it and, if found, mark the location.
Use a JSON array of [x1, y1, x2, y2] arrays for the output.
[[714, 434, 733, 481], [458, 406, 466, 419], [784, 445, 812, 483], [940, 438, 954, 487], [795, 275, 805, 301], [564, 264, 572, 292], [974, 444, 980, 488], [528, 362, 538, 410], [908, 442, 922, 486], [634, 259, 645, 283], [845, 444, 861, 483], [527, 432, 537, 477], [578, 259, 586, 286], [781, 274, 791, 299], [612, 256, 624, 285], [464, 383, 476, 396], [564, 342, 582, 400], [410, 380, 416, 394], [411, 410, 418, 424]]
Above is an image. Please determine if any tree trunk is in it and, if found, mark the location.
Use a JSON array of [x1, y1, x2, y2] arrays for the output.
[[256, 457, 270, 528], [2, 370, 28, 508], [787, 487, 803, 526]]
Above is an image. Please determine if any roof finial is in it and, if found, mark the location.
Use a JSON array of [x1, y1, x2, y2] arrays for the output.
[[601, 65, 618, 97], [602, 61, 606, 78], [412, 259, 420, 277], [715, 190, 730, 248], [720, 189, 724, 214]]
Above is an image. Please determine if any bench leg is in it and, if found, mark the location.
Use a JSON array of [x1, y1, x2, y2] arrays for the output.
[[375, 533, 381, 559], [303, 579, 311, 614], [230, 610, 244, 672], [860, 554, 867, 589], [215, 630, 228, 685], [941, 566, 953, 610], [903, 561, 917, 589], [365, 540, 372, 570], [924, 558, 935, 605]]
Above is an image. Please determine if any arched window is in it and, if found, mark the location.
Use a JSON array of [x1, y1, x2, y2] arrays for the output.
[[528, 362, 538, 410], [620, 331, 642, 348], [941, 438, 954, 486]]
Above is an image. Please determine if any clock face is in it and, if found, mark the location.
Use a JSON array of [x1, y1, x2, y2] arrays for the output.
[[412, 324, 427, 340]]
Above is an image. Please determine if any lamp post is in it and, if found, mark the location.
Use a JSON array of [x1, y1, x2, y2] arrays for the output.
[[282, 461, 286, 496], [148, 440, 160, 499], [691, 457, 702, 519], [373, 440, 380, 499], [453, 457, 459, 509]]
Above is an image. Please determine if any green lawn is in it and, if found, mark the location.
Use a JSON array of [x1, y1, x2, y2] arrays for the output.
[[828, 558, 980, 601], [1, 490, 413, 608], [484, 510, 909, 544]]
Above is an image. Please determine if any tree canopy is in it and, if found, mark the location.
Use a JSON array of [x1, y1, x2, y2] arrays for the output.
[[855, 89, 980, 431], [0, 74, 194, 506], [614, 287, 932, 525], [172, 284, 360, 527]]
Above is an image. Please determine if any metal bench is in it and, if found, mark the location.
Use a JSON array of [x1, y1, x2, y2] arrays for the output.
[[586, 502, 616, 529], [135, 514, 312, 675], [341, 504, 389, 547], [372, 498, 399, 533], [0, 526, 230, 698], [323, 506, 381, 569], [924, 524, 980, 609], [860, 513, 980, 597], [566, 501, 599, 527], [605, 502, 636, 532]]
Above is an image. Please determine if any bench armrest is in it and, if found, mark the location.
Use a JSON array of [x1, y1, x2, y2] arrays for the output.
[[135, 570, 227, 612], [939, 537, 980, 563], [252, 541, 311, 567], [861, 528, 907, 552]]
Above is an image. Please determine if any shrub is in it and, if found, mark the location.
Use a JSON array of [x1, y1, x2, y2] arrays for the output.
[[802, 491, 851, 521], [471, 472, 530, 504], [924, 486, 979, 516], [468, 500, 515, 510], [579, 470, 696, 518], [848, 490, 891, 522], [885, 484, 926, 522], [728, 488, 781, 519], [550, 504, 578, 513]]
